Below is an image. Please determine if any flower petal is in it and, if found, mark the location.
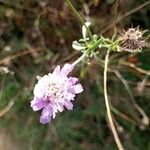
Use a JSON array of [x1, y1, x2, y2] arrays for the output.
[[68, 77, 78, 85], [31, 97, 47, 111], [60, 63, 73, 76], [50, 103, 58, 119], [65, 92, 75, 101], [57, 102, 64, 112], [33, 84, 44, 98], [52, 65, 60, 75], [73, 84, 83, 94], [64, 100, 73, 110], [40, 105, 53, 124], [34, 75, 49, 98]]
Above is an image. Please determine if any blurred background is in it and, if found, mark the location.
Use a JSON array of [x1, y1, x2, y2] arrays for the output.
[[0, 0, 150, 150]]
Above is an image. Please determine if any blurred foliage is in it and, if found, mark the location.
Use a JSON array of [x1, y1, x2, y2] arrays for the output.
[[0, 0, 150, 150]]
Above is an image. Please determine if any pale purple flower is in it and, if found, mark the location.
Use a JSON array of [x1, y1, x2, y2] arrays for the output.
[[30, 63, 83, 124]]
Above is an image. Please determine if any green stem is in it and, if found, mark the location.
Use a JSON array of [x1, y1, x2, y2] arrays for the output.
[[66, 0, 93, 40], [104, 50, 124, 150], [88, 38, 103, 51]]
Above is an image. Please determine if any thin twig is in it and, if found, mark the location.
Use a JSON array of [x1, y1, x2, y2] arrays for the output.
[[0, 0, 36, 12], [137, 75, 149, 94], [0, 75, 7, 101], [113, 70, 149, 124], [111, 106, 137, 126], [112, 0, 120, 34], [119, 60, 150, 76], [0, 101, 14, 117], [104, 50, 124, 150], [65, 0, 93, 40], [101, 0, 150, 34], [0, 48, 42, 64]]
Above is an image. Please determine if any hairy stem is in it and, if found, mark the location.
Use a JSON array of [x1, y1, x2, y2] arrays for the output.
[[104, 50, 124, 150], [72, 53, 86, 66]]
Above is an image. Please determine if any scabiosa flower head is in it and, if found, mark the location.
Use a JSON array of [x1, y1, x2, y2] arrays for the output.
[[31, 63, 83, 124], [118, 27, 147, 52]]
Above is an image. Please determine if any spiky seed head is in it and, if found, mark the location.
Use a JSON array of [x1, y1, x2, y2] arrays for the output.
[[118, 27, 146, 52]]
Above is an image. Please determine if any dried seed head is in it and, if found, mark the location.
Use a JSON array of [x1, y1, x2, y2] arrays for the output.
[[118, 27, 147, 52]]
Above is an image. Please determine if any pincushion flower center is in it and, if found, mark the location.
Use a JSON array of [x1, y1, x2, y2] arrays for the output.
[[46, 82, 66, 101]]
